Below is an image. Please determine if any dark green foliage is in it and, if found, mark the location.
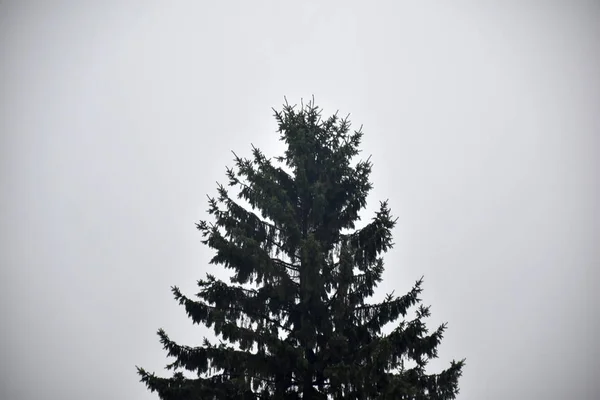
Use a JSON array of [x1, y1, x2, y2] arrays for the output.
[[137, 99, 465, 399]]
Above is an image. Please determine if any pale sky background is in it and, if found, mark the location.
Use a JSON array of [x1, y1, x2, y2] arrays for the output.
[[1, 2, 599, 399]]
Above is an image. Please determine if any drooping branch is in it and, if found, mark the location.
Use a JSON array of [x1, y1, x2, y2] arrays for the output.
[[172, 286, 294, 335]]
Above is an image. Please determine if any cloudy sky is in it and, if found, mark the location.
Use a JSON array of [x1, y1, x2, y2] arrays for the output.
[[1, 2, 598, 399]]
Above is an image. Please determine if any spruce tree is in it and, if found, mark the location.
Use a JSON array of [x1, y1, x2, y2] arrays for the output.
[[137, 99, 465, 399]]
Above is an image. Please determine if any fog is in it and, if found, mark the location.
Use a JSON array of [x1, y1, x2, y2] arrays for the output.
[[1, 2, 599, 399]]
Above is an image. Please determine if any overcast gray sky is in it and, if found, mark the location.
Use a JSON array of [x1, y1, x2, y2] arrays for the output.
[[1, 2, 599, 399]]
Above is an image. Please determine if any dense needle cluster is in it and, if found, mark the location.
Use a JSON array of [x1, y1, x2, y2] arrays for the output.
[[137, 99, 465, 399]]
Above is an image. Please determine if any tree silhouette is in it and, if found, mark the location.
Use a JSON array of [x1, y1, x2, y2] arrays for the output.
[[137, 99, 465, 399]]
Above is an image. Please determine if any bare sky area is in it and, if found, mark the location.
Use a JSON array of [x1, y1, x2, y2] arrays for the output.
[[1, 2, 599, 399]]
